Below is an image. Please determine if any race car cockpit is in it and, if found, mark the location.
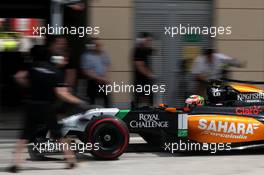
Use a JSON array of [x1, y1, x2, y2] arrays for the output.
[[206, 79, 264, 106]]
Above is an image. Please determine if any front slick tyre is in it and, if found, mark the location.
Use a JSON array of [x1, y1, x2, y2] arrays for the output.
[[84, 116, 129, 160]]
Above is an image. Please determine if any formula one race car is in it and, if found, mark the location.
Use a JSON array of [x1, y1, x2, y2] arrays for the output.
[[28, 79, 264, 160]]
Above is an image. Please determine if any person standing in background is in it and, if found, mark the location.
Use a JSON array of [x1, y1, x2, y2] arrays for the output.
[[191, 49, 245, 96], [63, 1, 86, 90], [81, 38, 111, 107], [133, 32, 155, 107]]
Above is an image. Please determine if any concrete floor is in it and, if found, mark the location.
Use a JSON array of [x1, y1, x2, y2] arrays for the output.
[[1, 140, 264, 175]]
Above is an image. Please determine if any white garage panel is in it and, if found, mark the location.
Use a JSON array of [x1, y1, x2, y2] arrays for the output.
[[135, 0, 213, 106]]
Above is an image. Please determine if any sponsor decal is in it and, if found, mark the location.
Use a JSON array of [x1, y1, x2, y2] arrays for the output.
[[130, 113, 169, 128], [198, 119, 260, 139], [178, 114, 189, 137], [178, 130, 188, 137], [235, 106, 262, 115], [237, 92, 264, 102], [212, 88, 221, 97]]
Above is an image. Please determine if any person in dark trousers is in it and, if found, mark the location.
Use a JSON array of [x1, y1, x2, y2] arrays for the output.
[[81, 38, 111, 107], [133, 32, 155, 107], [7, 37, 88, 173]]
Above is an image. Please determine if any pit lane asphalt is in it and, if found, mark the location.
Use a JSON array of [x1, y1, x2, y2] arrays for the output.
[[0, 134, 264, 175]]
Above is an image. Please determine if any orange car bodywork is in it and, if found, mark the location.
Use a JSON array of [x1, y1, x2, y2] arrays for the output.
[[188, 115, 264, 143], [230, 84, 264, 93]]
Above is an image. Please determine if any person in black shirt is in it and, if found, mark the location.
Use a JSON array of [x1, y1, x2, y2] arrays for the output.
[[133, 32, 155, 107], [8, 38, 88, 173]]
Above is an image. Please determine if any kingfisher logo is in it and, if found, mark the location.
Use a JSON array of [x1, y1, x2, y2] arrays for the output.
[[237, 93, 264, 102], [198, 119, 260, 137], [235, 106, 262, 115]]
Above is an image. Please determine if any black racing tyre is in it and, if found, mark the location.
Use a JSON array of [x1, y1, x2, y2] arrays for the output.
[[83, 116, 129, 160]]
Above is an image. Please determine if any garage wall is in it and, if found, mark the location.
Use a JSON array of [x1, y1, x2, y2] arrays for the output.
[[134, 0, 213, 106], [88, 0, 133, 107], [88, 0, 264, 106], [214, 0, 264, 81]]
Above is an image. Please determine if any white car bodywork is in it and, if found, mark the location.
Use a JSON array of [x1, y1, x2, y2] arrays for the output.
[[59, 108, 120, 137]]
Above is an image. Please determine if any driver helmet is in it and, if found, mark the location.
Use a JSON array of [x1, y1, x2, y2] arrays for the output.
[[185, 95, 204, 107]]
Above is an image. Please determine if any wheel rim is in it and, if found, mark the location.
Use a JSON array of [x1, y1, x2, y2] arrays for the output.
[[92, 123, 123, 152]]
